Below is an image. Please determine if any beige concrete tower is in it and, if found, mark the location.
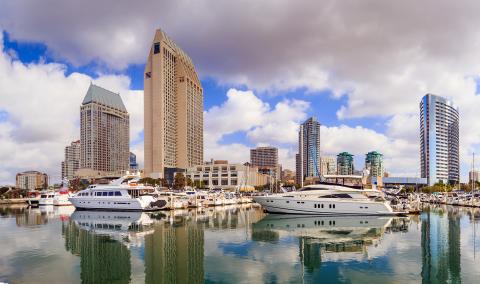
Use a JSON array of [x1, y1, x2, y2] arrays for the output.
[[80, 84, 130, 173], [144, 29, 204, 179]]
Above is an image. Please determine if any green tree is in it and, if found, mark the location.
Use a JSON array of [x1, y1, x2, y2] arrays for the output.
[[173, 173, 186, 190], [186, 177, 193, 187]]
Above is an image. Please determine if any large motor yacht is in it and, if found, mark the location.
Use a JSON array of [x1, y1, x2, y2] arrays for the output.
[[253, 183, 400, 216], [69, 176, 168, 211]]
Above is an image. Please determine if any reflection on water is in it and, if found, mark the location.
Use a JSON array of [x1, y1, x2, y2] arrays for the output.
[[1, 204, 480, 283]]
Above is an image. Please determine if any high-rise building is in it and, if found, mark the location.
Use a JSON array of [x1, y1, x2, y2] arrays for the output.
[[80, 83, 130, 173], [250, 146, 280, 180], [62, 140, 80, 181], [337, 152, 354, 175], [296, 117, 321, 187], [420, 94, 459, 186], [320, 156, 337, 176], [469, 170, 480, 184], [16, 171, 48, 190], [144, 29, 203, 179], [365, 151, 384, 177], [130, 152, 139, 170]]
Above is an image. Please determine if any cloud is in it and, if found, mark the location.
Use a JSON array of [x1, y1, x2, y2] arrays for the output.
[[203, 88, 419, 176], [2, 1, 480, 181], [204, 89, 310, 169], [0, 32, 143, 184]]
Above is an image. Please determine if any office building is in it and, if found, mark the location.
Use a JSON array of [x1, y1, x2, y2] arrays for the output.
[[80, 83, 130, 173], [130, 152, 139, 170], [185, 160, 270, 189], [61, 140, 80, 181], [469, 170, 480, 184], [144, 29, 203, 180], [337, 152, 354, 175], [250, 146, 280, 180], [320, 156, 337, 176], [282, 169, 296, 184], [420, 94, 459, 185], [365, 151, 384, 177], [16, 171, 48, 190], [296, 117, 321, 187]]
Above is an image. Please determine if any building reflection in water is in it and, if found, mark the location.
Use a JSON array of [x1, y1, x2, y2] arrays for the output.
[[421, 206, 461, 284], [62, 211, 138, 284], [144, 220, 204, 284], [61, 204, 261, 284]]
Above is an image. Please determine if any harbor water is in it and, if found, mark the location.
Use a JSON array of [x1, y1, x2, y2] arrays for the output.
[[1, 204, 480, 283]]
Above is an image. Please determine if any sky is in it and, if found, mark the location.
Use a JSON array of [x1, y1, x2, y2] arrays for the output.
[[1, 0, 480, 184]]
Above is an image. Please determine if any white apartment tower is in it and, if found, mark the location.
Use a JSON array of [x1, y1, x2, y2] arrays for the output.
[[420, 94, 459, 186], [80, 84, 130, 173], [144, 29, 204, 179], [62, 140, 80, 180]]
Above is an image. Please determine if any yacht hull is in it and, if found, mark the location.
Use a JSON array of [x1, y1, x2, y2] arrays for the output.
[[69, 196, 168, 211], [254, 196, 398, 216]]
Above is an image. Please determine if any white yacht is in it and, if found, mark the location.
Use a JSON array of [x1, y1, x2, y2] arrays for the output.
[[53, 189, 73, 206], [38, 191, 55, 206], [69, 176, 168, 211], [253, 183, 401, 216]]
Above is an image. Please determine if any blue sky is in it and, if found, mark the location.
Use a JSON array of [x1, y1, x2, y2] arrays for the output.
[[1, 1, 480, 184]]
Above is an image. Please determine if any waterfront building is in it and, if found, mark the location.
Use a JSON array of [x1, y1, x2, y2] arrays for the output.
[[365, 151, 384, 177], [129, 152, 139, 170], [250, 146, 281, 180], [185, 160, 270, 189], [320, 156, 337, 176], [16, 171, 48, 190], [337, 152, 354, 175], [372, 176, 427, 189], [420, 94, 460, 186], [281, 169, 296, 184], [61, 140, 80, 181], [80, 84, 130, 173], [144, 29, 203, 181], [469, 170, 480, 184], [296, 117, 321, 187]]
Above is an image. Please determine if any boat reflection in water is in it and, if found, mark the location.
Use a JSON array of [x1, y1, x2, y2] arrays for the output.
[[252, 214, 401, 266], [70, 211, 156, 245]]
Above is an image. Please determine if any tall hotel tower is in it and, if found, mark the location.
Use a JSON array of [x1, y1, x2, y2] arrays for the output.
[[296, 117, 321, 186], [144, 29, 203, 179], [420, 94, 459, 186], [80, 84, 130, 173]]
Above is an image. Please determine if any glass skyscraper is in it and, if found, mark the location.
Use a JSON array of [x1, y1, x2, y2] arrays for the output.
[[420, 94, 459, 186], [365, 151, 384, 177], [296, 117, 321, 186], [337, 152, 354, 175]]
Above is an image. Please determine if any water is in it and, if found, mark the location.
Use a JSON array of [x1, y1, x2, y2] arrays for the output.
[[0, 204, 479, 284]]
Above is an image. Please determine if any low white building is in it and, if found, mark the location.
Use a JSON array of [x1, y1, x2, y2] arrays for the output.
[[185, 160, 270, 189]]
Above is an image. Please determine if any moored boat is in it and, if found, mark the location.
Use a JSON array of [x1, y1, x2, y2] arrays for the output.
[[254, 183, 402, 216], [69, 176, 168, 211]]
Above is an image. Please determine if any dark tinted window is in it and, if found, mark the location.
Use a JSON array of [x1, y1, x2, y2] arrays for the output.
[[95, 192, 101, 196], [154, 43, 160, 54], [108, 192, 114, 196], [102, 192, 108, 196], [115, 192, 121, 196]]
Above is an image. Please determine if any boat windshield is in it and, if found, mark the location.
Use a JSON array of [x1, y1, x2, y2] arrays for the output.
[[298, 186, 330, 191]]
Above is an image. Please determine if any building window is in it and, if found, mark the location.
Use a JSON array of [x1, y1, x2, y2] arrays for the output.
[[154, 43, 160, 54]]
